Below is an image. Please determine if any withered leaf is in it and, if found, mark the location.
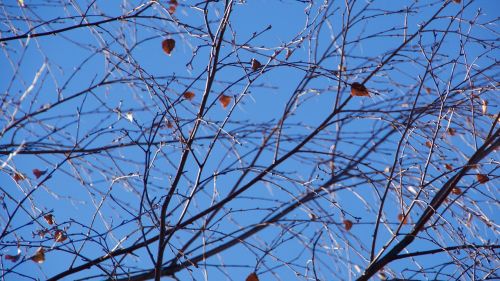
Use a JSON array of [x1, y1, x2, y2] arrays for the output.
[[398, 213, 408, 224], [54, 229, 67, 242], [219, 95, 231, 109], [251, 59, 262, 71], [476, 174, 489, 184], [451, 187, 462, 195], [32, 169, 47, 179], [31, 248, 45, 263], [343, 219, 353, 231], [246, 272, 259, 281], [14, 172, 26, 182], [447, 128, 456, 136], [183, 91, 195, 101], [350, 82, 369, 97], [43, 214, 54, 225], [445, 164, 453, 171], [162, 39, 176, 55]]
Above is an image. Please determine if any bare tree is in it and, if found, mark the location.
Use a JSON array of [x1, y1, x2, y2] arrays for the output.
[[1, 0, 498, 280]]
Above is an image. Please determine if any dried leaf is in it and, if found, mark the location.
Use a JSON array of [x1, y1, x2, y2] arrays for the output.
[[5, 249, 21, 262], [481, 100, 488, 115], [445, 164, 453, 171], [285, 49, 292, 60], [425, 141, 432, 148], [447, 128, 456, 136], [476, 174, 489, 184], [31, 248, 45, 263], [162, 39, 176, 55], [169, 0, 178, 13], [54, 229, 67, 242], [33, 169, 47, 179], [218, 95, 231, 109], [398, 213, 408, 224], [183, 91, 195, 101], [166, 120, 173, 129], [251, 59, 262, 71], [44, 214, 54, 225], [350, 82, 369, 97], [246, 272, 259, 281], [343, 219, 353, 231], [425, 87, 431, 94], [451, 187, 462, 195], [453, 0, 461, 3], [14, 172, 26, 182]]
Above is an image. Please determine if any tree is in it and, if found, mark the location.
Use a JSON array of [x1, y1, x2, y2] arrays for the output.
[[1, 0, 498, 280]]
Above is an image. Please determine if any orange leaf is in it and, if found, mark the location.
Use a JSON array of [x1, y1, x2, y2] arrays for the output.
[[350, 82, 369, 97], [451, 187, 462, 195], [398, 213, 408, 224], [54, 229, 67, 242], [32, 169, 47, 179], [445, 164, 453, 171], [251, 59, 261, 71], [425, 141, 432, 148], [246, 272, 259, 281], [218, 95, 231, 109], [14, 172, 25, 182], [162, 39, 176, 55], [343, 219, 353, 231], [31, 248, 45, 263], [44, 214, 54, 225], [476, 174, 489, 184], [183, 91, 195, 101]]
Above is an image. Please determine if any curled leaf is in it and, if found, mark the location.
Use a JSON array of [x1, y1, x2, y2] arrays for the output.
[[54, 229, 67, 242], [33, 169, 47, 179], [343, 219, 353, 231], [162, 39, 176, 55], [350, 82, 369, 97], [476, 174, 489, 184], [14, 172, 26, 182], [31, 248, 45, 263], [183, 91, 195, 101], [251, 59, 261, 71], [246, 272, 259, 281], [218, 95, 231, 109], [44, 214, 54, 225]]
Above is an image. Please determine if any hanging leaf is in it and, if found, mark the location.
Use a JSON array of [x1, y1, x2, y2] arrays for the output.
[[183, 91, 195, 101], [32, 169, 47, 179], [343, 219, 353, 231], [398, 213, 408, 224], [453, 0, 461, 3], [14, 172, 26, 182], [447, 128, 456, 136], [425, 87, 431, 94], [445, 164, 453, 171], [162, 39, 176, 55], [425, 141, 432, 148], [251, 59, 262, 71], [451, 187, 462, 195], [219, 95, 231, 109], [31, 248, 45, 263], [476, 174, 489, 184], [481, 100, 488, 115], [54, 229, 67, 242], [168, 0, 178, 14], [246, 272, 259, 281], [350, 82, 369, 97], [44, 214, 54, 225], [5, 249, 21, 262]]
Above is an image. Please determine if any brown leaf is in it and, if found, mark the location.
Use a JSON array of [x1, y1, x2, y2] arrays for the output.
[[445, 164, 453, 171], [14, 172, 26, 182], [425, 87, 431, 94], [31, 248, 45, 263], [219, 95, 231, 109], [44, 214, 54, 225], [162, 39, 176, 55], [451, 187, 462, 195], [425, 141, 433, 148], [343, 219, 353, 231], [476, 174, 489, 184], [447, 128, 456, 136], [246, 272, 259, 281], [54, 229, 67, 242], [166, 120, 173, 129], [5, 251, 21, 262], [350, 82, 369, 97], [398, 213, 408, 224], [32, 169, 47, 179], [251, 59, 262, 71], [453, 0, 461, 3], [183, 91, 195, 101]]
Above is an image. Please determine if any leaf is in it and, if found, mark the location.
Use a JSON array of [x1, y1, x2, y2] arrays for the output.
[[350, 82, 369, 97], [251, 59, 261, 71], [343, 219, 353, 231], [183, 91, 195, 101], [125, 112, 134, 122], [453, 0, 461, 3], [54, 229, 67, 242], [5, 249, 21, 262], [476, 174, 489, 184], [44, 214, 54, 225], [398, 213, 408, 224], [14, 172, 26, 182], [162, 39, 176, 55], [447, 128, 456, 136], [445, 164, 453, 171], [451, 187, 462, 195], [425, 87, 431, 94], [481, 100, 488, 115], [166, 120, 173, 128], [425, 141, 432, 148], [246, 272, 259, 281], [31, 248, 45, 263], [168, 0, 178, 14], [32, 169, 47, 179], [219, 95, 231, 109]]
